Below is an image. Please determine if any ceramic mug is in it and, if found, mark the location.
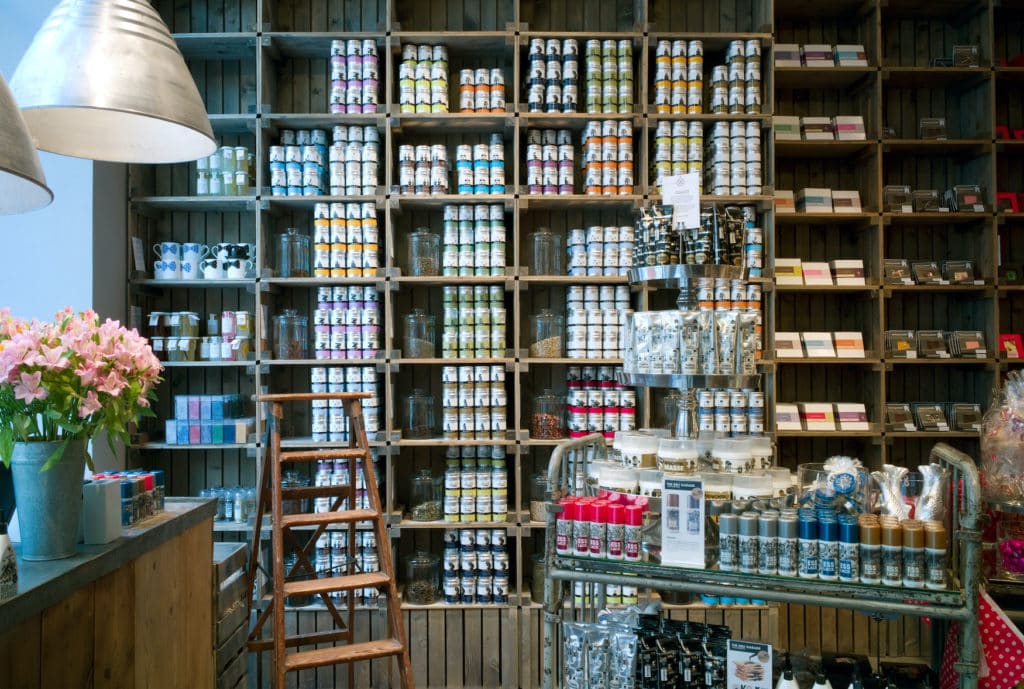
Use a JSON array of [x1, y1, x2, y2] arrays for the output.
[[212, 243, 233, 261], [223, 259, 254, 279], [153, 241, 181, 261], [182, 242, 209, 260], [154, 259, 181, 280], [200, 258, 223, 280]]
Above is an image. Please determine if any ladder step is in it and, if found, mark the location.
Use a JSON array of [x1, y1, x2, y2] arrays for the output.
[[283, 571, 392, 597], [281, 485, 353, 500], [280, 509, 379, 529], [279, 449, 366, 463], [284, 639, 405, 673]]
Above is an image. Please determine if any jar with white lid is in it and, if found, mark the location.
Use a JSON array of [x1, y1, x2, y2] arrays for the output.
[[618, 432, 660, 468], [598, 465, 639, 494], [657, 438, 700, 474], [749, 435, 773, 470], [711, 437, 753, 473]]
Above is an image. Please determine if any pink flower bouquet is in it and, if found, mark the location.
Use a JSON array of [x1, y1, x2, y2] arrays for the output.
[[0, 307, 162, 470]]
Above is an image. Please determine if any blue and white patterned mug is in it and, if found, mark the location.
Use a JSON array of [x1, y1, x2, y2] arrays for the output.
[[153, 241, 181, 261]]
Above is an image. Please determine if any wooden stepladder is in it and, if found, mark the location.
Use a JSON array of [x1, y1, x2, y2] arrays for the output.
[[246, 392, 413, 689]]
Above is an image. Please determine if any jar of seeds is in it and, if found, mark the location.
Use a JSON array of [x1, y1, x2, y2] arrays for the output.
[[404, 551, 440, 604], [403, 308, 436, 358], [407, 228, 440, 276], [409, 469, 443, 521], [529, 308, 564, 358]]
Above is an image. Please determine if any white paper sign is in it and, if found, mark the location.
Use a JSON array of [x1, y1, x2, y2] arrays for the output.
[[660, 477, 704, 567], [662, 173, 701, 230], [727, 640, 773, 689]]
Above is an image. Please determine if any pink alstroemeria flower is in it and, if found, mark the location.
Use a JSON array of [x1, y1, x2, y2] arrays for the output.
[[13, 371, 47, 404]]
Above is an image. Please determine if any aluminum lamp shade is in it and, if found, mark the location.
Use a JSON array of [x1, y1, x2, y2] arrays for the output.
[[0, 72, 52, 214], [10, 0, 216, 164]]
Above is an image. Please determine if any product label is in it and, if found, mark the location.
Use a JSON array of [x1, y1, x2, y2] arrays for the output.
[[727, 640, 773, 689], [661, 477, 704, 568]]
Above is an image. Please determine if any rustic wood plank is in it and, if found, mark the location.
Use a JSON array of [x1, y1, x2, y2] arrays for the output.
[[427, 609, 447, 688], [408, 609, 428, 686], [40, 584, 95, 689], [464, 609, 483, 687], [445, 607, 464, 687], [481, 609, 502, 687], [94, 564, 137, 689], [0, 615, 41, 689]]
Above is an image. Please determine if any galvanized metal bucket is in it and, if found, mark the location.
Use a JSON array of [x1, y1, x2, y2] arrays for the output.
[[10, 441, 85, 561]]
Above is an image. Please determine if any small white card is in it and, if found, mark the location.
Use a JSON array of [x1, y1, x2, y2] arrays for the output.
[[802, 332, 836, 358], [802, 262, 833, 285], [836, 403, 870, 431], [661, 477, 705, 568], [662, 173, 701, 231], [800, 403, 837, 431], [727, 641, 773, 689], [834, 332, 866, 358], [775, 258, 804, 285], [774, 332, 804, 358]]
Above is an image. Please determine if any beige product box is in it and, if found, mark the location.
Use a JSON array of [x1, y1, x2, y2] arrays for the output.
[[802, 332, 836, 358], [802, 44, 835, 68], [835, 44, 869, 67], [775, 43, 803, 68], [836, 403, 870, 431], [796, 188, 834, 213], [831, 259, 866, 285], [774, 116, 803, 141], [774, 332, 804, 358], [802, 262, 833, 285], [834, 331, 866, 358], [832, 190, 863, 213], [799, 402, 837, 431], [775, 190, 796, 214], [776, 403, 803, 431], [833, 115, 867, 141], [774, 258, 804, 285], [801, 116, 835, 140]]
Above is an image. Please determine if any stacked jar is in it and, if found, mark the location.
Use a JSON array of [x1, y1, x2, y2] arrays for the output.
[[453, 135, 505, 195], [566, 225, 635, 277], [327, 125, 380, 196], [440, 365, 508, 440], [268, 126, 380, 197], [312, 202, 379, 278], [525, 38, 579, 113], [440, 285, 506, 358], [313, 457, 372, 513], [196, 144, 252, 196], [147, 310, 253, 363], [693, 389, 767, 440], [708, 40, 762, 115], [398, 44, 448, 113], [442, 204, 506, 276], [650, 120, 703, 194], [442, 446, 509, 525], [704, 121, 763, 197], [566, 365, 637, 439], [565, 284, 632, 359], [310, 367, 381, 442], [584, 39, 633, 114], [441, 528, 510, 604], [312, 286, 381, 360], [652, 39, 704, 114], [582, 120, 634, 196], [458, 68, 506, 113], [397, 144, 448, 195], [525, 129, 573, 195], [329, 38, 380, 114]]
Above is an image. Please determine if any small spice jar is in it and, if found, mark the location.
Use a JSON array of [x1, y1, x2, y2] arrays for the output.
[[409, 469, 443, 521], [404, 551, 440, 604], [530, 389, 565, 439], [407, 228, 440, 276]]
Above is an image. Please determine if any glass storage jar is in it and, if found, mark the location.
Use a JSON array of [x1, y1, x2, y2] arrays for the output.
[[528, 473, 548, 523], [409, 469, 442, 521], [404, 551, 440, 604], [530, 389, 565, 440], [528, 228, 562, 276], [273, 309, 308, 360], [403, 308, 436, 358], [276, 228, 310, 277], [529, 309, 564, 358], [407, 228, 440, 276], [403, 389, 435, 439]]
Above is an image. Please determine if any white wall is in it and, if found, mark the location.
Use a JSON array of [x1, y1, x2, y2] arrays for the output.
[[0, 1, 94, 321]]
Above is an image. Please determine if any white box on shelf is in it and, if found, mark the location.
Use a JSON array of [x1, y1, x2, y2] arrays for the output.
[[802, 332, 836, 357], [774, 332, 804, 358], [834, 332, 866, 358], [802, 262, 834, 285], [831, 259, 866, 285], [774, 258, 804, 285], [796, 188, 834, 213], [832, 190, 863, 213], [801, 116, 835, 140], [834, 115, 867, 141], [775, 43, 803, 68], [776, 403, 803, 431], [775, 190, 796, 214], [835, 44, 869, 67], [774, 116, 803, 141], [799, 402, 837, 431], [836, 403, 871, 431], [803, 44, 835, 68]]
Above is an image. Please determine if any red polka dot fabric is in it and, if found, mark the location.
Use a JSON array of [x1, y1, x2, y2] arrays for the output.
[[941, 588, 1024, 689]]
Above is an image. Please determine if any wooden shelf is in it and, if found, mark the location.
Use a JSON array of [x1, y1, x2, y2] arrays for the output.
[[267, 195, 383, 210], [393, 194, 513, 209], [883, 212, 991, 225], [264, 358, 385, 366], [395, 438, 517, 447], [774, 284, 879, 292], [136, 443, 256, 451], [518, 274, 629, 285], [883, 139, 991, 156], [881, 66, 991, 87], [394, 357, 514, 365], [520, 357, 623, 366], [518, 194, 642, 209], [208, 113, 258, 134], [996, 67, 1024, 80], [130, 196, 256, 212], [262, 275, 383, 286], [774, 212, 879, 224], [162, 360, 255, 368], [131, 278, 256, 288], [774, 139, 875, 158], [262, 31, 385, 58], [262, 113, 386, 130], [884, 283, 991, 293], [773, 66, 877, 89], [391, 274, 511, 285], [173, 32, 258, 59], [392, 30, 514, 52], [775, 429, 881, 438], [774, 0, 866, 15], [887, 357, 992, 365], [519, 112, 639, 130], [391, 112, 514, 132], [647, 113, 772, 123], [773, 356, 882, 364], [885, 431, 980, 438], [881, 0, 988, 17]]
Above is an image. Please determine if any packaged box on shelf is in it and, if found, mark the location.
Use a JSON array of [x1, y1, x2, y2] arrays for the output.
[[831, 259, 866, 285], [796, 188, 834, 213], [836, 403, 870, 431], [835, 44, 868, 67], [799, 402, 837, 431], [802, 332, 836, 357], [774, 116, 802, 141], [802, 44, 835, 68], [834, 332, 866, 358], [775, 190, 796, 213], [775, 43, 803, 68], [802, 262, 833, 285], [801, 116, 835, 140], [774, 258, 804, 285], [174, 394, 246, 421], [774, 332, 804, 358], [832, 190, 863, 213], [165, 418, 254, 445], [833, 116, 866, 141], [775, 403, 802, 430]]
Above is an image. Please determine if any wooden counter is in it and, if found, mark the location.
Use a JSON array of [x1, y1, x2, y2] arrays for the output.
[[0, 498, 216, 689]]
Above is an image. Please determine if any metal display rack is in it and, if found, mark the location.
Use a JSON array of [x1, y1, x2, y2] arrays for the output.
[[540, 436, 981, 689]]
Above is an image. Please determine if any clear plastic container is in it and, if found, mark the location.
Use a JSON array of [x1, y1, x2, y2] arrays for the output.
[[276, 228, 310, 277], [531, 389, 565, 439], [404, 389, 435, 439], [529, 309, 564, 357], [711, 437, 753, 473], [409, 469, 442, 521], [731, 473, 773, 499], [658, 438, 700, 474], [403, 308, 436, 358], [404, 551, 440, 604], [407, 228, 440, 276], [528, 228, 562, 276], [701, 472, 735, 500], [273, 309, 309, 360]]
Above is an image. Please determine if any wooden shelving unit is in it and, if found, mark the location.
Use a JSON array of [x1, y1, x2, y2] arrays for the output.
[[123, 0, 1015, 685]]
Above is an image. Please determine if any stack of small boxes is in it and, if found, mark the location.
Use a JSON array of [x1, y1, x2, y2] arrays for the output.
[[584, 39, 634, 114], [309, 367, 381, 443], [311, 286, 382, 360], [524, 129, 574, 195], [525, 38, 579, 113], [330, 38, 380, 114], [165, 394, 253, 445], [442, 528, 511, 605], [440, 285, 507, 358]]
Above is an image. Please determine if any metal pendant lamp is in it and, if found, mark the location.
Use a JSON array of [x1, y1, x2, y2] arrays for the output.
[[0, 72, 52, 215], [10, 0, 216, 164]]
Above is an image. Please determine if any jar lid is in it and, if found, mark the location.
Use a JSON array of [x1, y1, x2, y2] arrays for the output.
[[407, 551, 439, 565]]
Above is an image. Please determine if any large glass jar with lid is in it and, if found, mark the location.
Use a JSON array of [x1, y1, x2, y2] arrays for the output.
[[527, 228, 562, 275], [403, 308, 436, 358], [530, 389, 565, 440], [409, 469, 442, 521], [407, 228, 440, 276], [273, 309, 308, 359], [403, 389, 435, 439], [403, 551, 440, 604], [529, 308, 564, 358], [276, 227, 310, 277]]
